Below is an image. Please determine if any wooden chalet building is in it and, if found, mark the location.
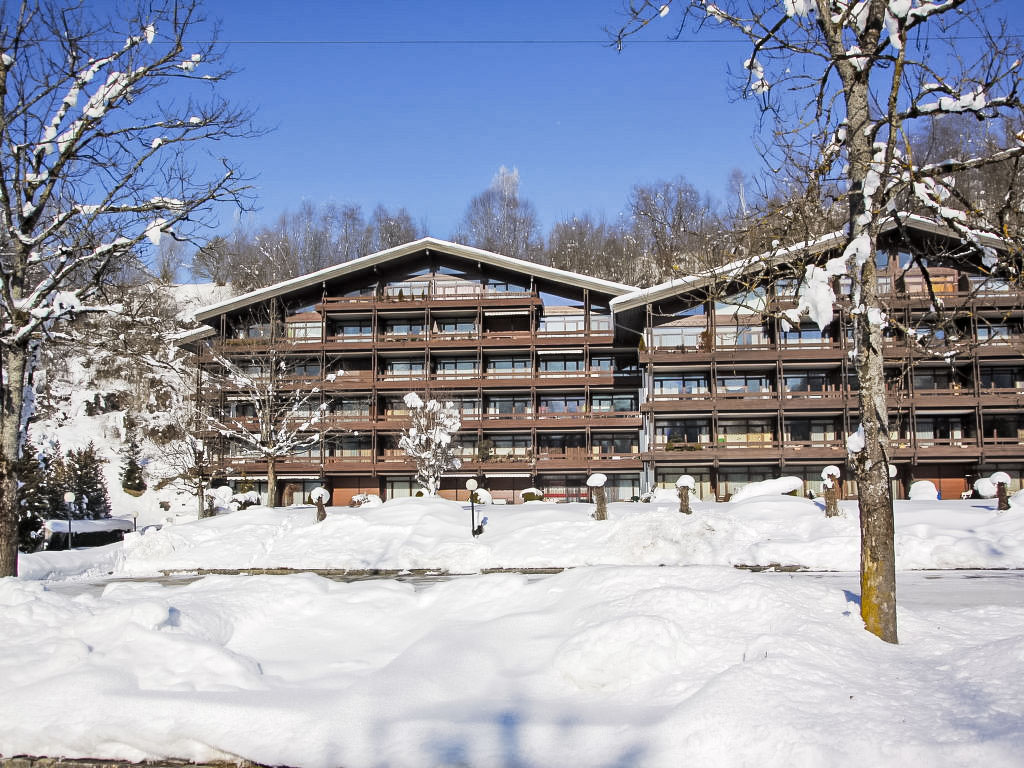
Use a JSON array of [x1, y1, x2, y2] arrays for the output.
[[181, 217, 1024, 505]]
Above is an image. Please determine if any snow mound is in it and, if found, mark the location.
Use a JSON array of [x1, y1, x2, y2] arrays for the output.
[[730, 476, 803, 503]]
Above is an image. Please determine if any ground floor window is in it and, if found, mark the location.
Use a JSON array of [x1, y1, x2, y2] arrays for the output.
[[718, 467, 776, 500], [655, 468, 711, 500], [538, 474, 588, 502], [384, 476, 417, 499], [603, 474, 641, 502]]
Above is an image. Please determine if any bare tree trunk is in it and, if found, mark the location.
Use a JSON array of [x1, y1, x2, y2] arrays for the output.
[[997, 482, 1010, 512], [823, 474, 841, 518], [677, 486, 691, 515], [267, 458, 279, 507], [0, 345, 29, 577], [592, 486, 608, 520]]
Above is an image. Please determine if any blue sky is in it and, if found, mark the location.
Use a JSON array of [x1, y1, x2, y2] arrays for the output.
[[186, 0, 761, 239], [170, 1, 1024, 240]]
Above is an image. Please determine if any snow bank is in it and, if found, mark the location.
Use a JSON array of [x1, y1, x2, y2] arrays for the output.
[[1, 567, 1023, 767], [729, 476, 803, 503], [15, 496, 1013, 578]]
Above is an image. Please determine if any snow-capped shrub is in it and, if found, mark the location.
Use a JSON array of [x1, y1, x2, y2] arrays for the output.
[[730, 476, 803, 503], [974, 477, 997, 498], [520, 487, 544, 502], [991, 471, 1012, 486], [908, 480, 939, 501], [470, 488, 493, 505], [820, 465, 842, 488], [586, 473, 607, 488], [350, 493, 382, 508]]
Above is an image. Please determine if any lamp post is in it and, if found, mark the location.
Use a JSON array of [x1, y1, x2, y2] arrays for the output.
[[466, 478, 478, 537], [63, 492, 76, 550]]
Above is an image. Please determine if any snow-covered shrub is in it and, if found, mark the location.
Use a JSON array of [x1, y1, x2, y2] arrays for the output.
[[470, 488, 493, 505], [730, 476, 803, 504], [399, 392, 462, 496], [350, 493, 382, 508], [974, 477, 997, 498], [231, 490, 260, 510], [520, 487, 544, 503], [908, 480, 939, 501]]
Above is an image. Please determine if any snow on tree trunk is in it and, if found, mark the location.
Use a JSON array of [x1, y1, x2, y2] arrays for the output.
[[399, 393, 461, 496], [676, 475, 695, 515], [821, 466, 842, 518]]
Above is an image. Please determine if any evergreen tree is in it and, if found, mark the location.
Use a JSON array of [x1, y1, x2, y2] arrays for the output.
[[12, 443, 49, 552], [65, 443, 111, 519], [120, 418, 147, 494]]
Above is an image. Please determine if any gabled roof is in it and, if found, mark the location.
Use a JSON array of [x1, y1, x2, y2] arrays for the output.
[[194, 237, 638, 324], [610, 213, 1011, 312]]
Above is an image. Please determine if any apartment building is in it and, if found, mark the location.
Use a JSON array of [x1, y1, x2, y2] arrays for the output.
[[182, 218, 1024, 505]]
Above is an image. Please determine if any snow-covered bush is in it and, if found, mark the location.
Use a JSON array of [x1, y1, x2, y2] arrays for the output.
[[974, 477, 997, 498], [350, 494, 383, 508], [908, 480, 939, 501], [399, 393, 462, 496], [520, 487, 544, 503], [470, 488, 493, 506], [730, 476, 803, 504]]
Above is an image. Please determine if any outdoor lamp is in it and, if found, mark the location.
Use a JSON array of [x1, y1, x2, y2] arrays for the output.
[[63, 492, 75, 549], [466, 478, 478, 537]]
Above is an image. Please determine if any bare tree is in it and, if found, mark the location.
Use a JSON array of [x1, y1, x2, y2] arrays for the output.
[[616, 0, 1024, 643], [453, 166, 544, 260], [628, 176, 726, 276], [0, 0, 255, 576], [370, 204, 421, 252], [200, 340, 326, 507]]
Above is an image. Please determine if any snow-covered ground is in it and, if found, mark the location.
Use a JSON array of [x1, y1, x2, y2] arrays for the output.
[[22, 494, 1023, 578], [4, 495, 1024, 767]]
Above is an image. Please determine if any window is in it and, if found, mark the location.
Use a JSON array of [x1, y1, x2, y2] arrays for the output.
[[716, 373, 771, 394], [652, 325, 706, 349], [715, 324, 767, 347], [286, 321, 322, 340], [654, 375, 709, 395], [333, 320, 372, 339], [327, 436, 371, 457], [913, 369, 953, 391], [784, 370, 831, 393], [490, 434, 532, 456], [781, 324, 828, 345], [435, 358, 478, 377], [591, 356, 613, 371], [286, 361, 320, 377], [539, 395, 585, 413], [980, 367, 1024, 390], [449, 396, 481, 415], [331, 398, 370, 416], [978, 324, 1012, 343], [486, 396, 531, 415], [717, 418, 774, 445], [592, 434, 638, 454], [539, 355, 585, 373], [591, 394, 637, 412], [876, 276, 892, 294], [539, 474, 588, 502], [654, 419, 710, 446], [539, 314, 585, 333], [785, 418, 838, 444], [383, 319, 425, 337], [538, 433, 586, 451], [486, 356, 531, 373], [435, 317, 476, 334], [589, 314, 613, 332], [384, 359, 424, 378]]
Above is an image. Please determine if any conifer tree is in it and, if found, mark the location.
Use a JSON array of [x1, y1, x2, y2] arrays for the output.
[[65, 443, 111, 519], [13, 443, 48, 552], [120, 418, 147, 494]]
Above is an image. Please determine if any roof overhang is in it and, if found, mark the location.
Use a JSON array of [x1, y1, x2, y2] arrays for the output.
[[193, 237, 638, 325], [609, 213, 1012, 312]]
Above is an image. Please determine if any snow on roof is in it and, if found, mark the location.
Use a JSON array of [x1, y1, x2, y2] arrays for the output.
[[192, 237, 639, 325], [610, 213, 1011, 312]]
